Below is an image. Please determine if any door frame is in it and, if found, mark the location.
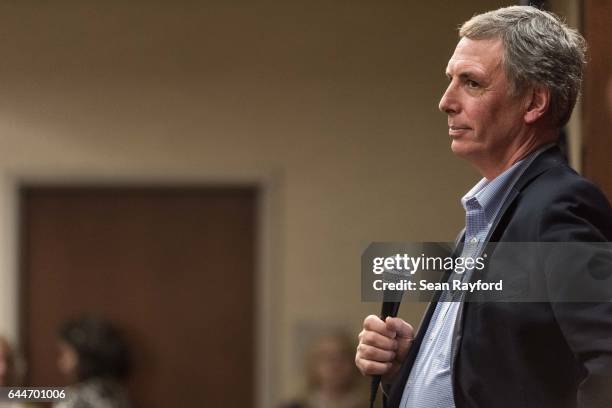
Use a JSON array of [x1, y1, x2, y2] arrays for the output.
[[0, 167, 283, 408]]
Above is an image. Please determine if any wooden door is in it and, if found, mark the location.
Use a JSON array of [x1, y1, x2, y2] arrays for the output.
[[20, 186, 256, 407]]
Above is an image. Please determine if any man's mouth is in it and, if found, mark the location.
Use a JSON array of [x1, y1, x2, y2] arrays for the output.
[[448, 126, 471, 136]]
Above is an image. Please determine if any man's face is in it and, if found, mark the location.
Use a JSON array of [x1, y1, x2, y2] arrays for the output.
[[439, 37, 527, 171]]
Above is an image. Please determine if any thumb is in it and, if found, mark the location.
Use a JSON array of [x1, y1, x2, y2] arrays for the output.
[[385, 317, 414, 340], [385, 317, 414, 360]]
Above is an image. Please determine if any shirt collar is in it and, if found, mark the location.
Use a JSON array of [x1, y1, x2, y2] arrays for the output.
[[461, 143, 555, 223]]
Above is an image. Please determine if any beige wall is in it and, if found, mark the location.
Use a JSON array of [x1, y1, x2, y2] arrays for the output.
[[0, 0, 518, 405]]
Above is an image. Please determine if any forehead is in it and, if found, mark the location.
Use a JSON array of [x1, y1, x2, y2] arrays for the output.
[[446, 37, 504, 77]]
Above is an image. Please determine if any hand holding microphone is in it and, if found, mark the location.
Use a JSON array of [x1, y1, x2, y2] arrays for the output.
[[356, 263, 415, 406], [356, 315, 414, 383]]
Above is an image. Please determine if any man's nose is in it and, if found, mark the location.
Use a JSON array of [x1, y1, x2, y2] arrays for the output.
[[439, 84, 459, 114]]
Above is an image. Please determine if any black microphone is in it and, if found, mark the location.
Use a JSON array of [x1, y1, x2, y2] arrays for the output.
[[369, 270, 404, 408]]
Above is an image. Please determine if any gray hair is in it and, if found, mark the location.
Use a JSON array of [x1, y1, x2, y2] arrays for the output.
[[460, 6, 586, 128]]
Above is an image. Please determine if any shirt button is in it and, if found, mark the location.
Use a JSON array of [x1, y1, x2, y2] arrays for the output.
[[470, 236, 478, 244]]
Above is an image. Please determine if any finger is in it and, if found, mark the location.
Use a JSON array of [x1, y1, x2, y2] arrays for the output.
[[359, 330, 399, 351], [384, 318, 414, 361], [363, 315, 397, 338], [357, 343, 396, 363], [356, 358, 393, 376], [385, 317, 414, 340]]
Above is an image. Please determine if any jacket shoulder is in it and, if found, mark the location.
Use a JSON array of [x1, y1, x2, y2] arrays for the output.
[[504, 163, 612, 241]]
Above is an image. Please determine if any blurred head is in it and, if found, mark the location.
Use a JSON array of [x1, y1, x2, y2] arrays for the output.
[[0, 336, 16, 387], [57, 316, 130, 382], [306, 332, 359, 395]]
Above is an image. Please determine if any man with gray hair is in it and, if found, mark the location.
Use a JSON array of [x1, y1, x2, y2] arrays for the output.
[[356, 6, 612, 408]]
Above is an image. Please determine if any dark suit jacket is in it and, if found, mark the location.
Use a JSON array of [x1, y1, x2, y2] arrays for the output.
[[385, 146, 612, 408]]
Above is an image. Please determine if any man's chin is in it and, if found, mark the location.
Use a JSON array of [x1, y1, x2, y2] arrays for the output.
[[450, 141, 474, 159]]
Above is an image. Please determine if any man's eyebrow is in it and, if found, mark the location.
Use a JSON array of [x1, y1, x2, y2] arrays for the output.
[[445, 70, 484, 80]]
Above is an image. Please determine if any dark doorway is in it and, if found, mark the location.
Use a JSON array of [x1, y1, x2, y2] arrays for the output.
[[583, 0, 612, 201], [20, 186, 256, 407]]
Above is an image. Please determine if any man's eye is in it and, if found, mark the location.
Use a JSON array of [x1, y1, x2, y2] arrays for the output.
[[466, 80, 479, 88]]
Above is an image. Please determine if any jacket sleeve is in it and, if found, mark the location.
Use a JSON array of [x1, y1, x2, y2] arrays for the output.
[[538, 179, 612, 408]]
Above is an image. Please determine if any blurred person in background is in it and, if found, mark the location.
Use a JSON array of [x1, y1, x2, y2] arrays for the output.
[[282, 331, 368, 408], [0, 336, 36, 408], [54, 317, 131, 408], [0, 336, 18, 390]]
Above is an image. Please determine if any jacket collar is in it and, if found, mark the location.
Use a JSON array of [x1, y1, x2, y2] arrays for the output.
[[485, 144, 566, 244]]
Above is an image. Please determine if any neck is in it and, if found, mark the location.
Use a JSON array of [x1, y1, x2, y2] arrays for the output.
[[478, 127, 557, 180]]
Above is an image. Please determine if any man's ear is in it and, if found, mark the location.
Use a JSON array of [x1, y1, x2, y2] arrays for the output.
[[524, 86, 550, 124]]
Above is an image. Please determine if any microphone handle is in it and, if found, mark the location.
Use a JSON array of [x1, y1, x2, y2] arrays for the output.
[[369, 301, 401, 408]]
